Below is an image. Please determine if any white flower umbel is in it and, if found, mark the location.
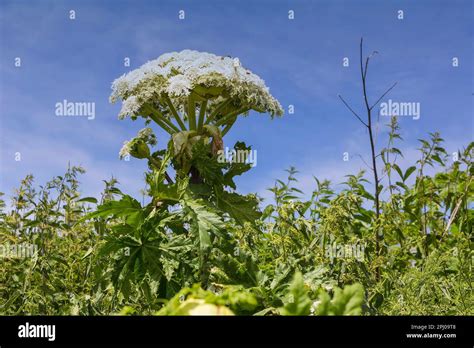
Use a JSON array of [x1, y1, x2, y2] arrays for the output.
[[137, 127, 157, 146], [119, 127, 157, 159], [110, 50, 283, 121], [118, 96, 141, 120], [166, 75, 192, 97]]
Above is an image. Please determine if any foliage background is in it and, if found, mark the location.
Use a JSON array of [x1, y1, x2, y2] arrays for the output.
[[0, 0, 472, 316], [1, 136, 472, 315]]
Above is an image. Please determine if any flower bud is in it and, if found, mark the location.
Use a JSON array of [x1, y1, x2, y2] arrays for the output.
[[129, 138, 150, 159]]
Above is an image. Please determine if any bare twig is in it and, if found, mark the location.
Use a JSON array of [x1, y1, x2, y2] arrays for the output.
[[338, 94, 368, 128], [339, 39, 398, 282], [370, 82, 398, 110], [356, 154, 373, 171]]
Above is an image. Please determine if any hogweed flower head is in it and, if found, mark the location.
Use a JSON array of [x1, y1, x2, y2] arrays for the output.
[[110, 50, 283, 120]]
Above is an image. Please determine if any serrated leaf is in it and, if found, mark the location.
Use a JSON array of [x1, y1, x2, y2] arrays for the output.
[[316, 283, 364, 315], [77, 195, 144, 227], [215, 190, 261, 225], [184, 199, 225, 252], [279, 272, 312, 316]]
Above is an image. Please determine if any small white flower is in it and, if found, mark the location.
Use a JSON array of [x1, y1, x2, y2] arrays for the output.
[[118, 96, 141, 120], [119, 140, 131, 159], [137, 127, 152, 138], [233, 57, 240, 68], [166, 75, 191, 97], [137, 127, 157, 146], [109, 75, 128, 103]]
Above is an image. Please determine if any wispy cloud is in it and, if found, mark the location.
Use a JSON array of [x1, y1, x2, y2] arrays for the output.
[[0, 0, 472, 206]]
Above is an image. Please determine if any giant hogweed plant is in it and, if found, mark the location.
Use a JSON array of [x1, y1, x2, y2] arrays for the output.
[[112, 50, 282, 182], [83, 50, 284, 300]]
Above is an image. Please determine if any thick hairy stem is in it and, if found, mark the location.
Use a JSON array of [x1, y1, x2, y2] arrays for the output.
[[148, 106, 180, 133], [197, 100, 208, 132], [164, 96, 187, 131], [221, 117, 237, 136], [188, 95, 197, 130], [214, 107, 249, 127], [189, 166, 203, 185], [205, 99, 232, 124], [148, 113, 175, 135]]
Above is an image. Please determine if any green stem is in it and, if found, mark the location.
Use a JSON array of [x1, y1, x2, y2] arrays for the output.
[[164, 96, 187, 131], [221, 117, 237, 136], [151, 107, 181, 133], [197, 100, 208, 132], [214, 107, 249, 127], [148, 156, 173, 184], [148, 112, 175, 135], [187, 95, 197, 130], [205, 99, 232, 124]]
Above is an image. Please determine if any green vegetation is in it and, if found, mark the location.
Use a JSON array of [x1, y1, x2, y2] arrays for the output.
[[1, 48, 472, 316], [1, 131, 471, 316]]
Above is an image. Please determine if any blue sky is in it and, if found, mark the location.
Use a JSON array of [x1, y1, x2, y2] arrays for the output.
[[0, 0, 472, 204]]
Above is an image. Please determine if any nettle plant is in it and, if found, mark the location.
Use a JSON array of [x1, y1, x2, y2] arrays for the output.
[[88, 50, 283, 298]]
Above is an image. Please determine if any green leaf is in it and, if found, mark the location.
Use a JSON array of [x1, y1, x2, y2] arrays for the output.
[[1, 291, 20, 312], [215, 190, 261, 225], [391, 147, 403, 157], [331, 284, 364, 315], [396, 181, 409, 190], [403, 166, 417, 181], [316, 283, 364, 315], [160, 255, 180, 281], [150, 181, 183, 202], [184, 199, 225, 252], [392, 164, 403, 180], [279, 272, 312, 316], [192, 142, 225, 185], [432, 154, 444, 166], [78, 195, 144, 227], [76, 197, 98, 204], [81, 247, 94, 260]]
